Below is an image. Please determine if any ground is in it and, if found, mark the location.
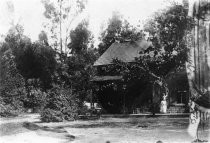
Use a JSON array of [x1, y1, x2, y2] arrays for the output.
[[0, 114, 209, 143]]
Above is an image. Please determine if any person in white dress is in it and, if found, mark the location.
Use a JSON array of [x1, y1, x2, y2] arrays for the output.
[[160, 95, 167, 113]]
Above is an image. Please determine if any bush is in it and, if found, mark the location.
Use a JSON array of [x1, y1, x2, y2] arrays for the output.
[[0, 103, 21, 117], [0, 97, 23, 117], [0, 46, 26, 117], [40, 108, 63, 122], [23, 85, 47, 112], [40, 85, 79, 122], [77, 105, 89, 115]]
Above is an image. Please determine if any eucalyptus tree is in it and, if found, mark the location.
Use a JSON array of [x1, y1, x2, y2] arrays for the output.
[[65, 20, 98, 104], [41, 0, 86, 59]]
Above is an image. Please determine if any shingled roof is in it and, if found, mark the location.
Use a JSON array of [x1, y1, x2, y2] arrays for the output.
[[94, 40, 152, 66]]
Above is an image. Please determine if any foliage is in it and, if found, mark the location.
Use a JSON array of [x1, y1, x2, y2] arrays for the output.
[[129, 4, 194, 109], [40, 108, 63, 122], [68, 20, 92, 55], [40, 85, 79, 122], [38, 30, 49, 45], [55, 20, 99, 104], [39, 19, 98, 120], [41, 0, 87, 53], [98, 12, 144, 55], [0, 42, 26, 117], [41, 0, 98, 117], [98, 12, 122, 55], [112, 4, 194, 86], [136, 4, 192, 105], [1, 24, 58, 115], [23, 79, 47, 112], [15, 42, 57, 90], [0, 98, 23, 117], [66, 49, 98, 103], [4, 25, 57, 91], [143, 4, 194, 77], [0, 9, 97, 117]]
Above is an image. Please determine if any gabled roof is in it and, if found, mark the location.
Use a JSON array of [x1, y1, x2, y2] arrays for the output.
[[94, 40, 152, 66]]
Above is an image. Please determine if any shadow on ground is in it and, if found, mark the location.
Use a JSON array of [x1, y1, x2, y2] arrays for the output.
[[22, 122, 75, 141], [0, 122, 28, 136], [43, 118, 190, 130], [0, 121, 75, 142]]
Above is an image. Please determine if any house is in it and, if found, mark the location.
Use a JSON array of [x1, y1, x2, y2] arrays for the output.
[[92, 39, 189, 114]]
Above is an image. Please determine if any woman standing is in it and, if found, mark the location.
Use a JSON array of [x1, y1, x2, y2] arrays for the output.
[[160, 95, 167, 113]]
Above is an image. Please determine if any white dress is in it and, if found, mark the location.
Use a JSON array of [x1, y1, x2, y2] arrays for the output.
[[160, 100, 167, 113]]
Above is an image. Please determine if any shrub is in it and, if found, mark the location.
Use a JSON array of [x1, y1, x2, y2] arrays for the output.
[[23, 86, 47, 112], [0, 46, 26, 117], [0, 96, 24, 117], [62, 107, 78, 121], [77, 105, 89, 115], [40, 85, 79, 122], [40, 108, 63, 122]]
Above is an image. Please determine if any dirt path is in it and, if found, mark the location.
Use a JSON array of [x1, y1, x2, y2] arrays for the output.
[[0, 114, 209, 143]]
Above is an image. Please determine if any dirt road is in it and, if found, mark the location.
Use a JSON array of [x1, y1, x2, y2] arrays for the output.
[[0, 114, 209, 143]]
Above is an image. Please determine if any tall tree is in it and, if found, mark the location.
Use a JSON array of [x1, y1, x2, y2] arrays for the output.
[[65, 20, 98, 104], [143, 4, 193, 77], [68, 20, 91, 55], [98, 11, 123, 55], [5, 25, 57, 90], [42, 0, 86, 57], [38, 30, 49, 45], [98, 11, 144, 55], [0, 34, 26, 116]]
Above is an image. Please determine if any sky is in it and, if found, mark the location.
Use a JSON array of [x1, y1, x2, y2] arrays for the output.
[[0, 0, 183, 44]]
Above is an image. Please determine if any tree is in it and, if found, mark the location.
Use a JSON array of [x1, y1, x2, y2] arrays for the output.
[[66, 48, 98, 103], [38, 30, 49, 45], [68, 20, 91, 55], [112, 4, 194, 114], [40, 21, 98, 121], [98, 11, 144, 55], [42, 0, 86, 57], [143, 4, 193, 77], [2, 25, 57, 112], [4, 24, 57, 91], [16, 43, 57, 90], [139, 4, 194, 107], [0, 41, 26, 116], [98, 12, 123, 55], [66, 20, 98, 104]]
